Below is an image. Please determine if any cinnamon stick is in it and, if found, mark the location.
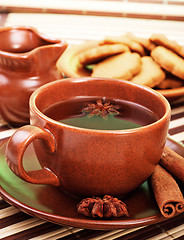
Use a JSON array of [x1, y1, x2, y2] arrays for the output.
[[150, 164, 184, 218], [160, 146, 184, 182]]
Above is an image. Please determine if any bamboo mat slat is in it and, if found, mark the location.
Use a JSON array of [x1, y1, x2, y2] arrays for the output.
[[0, 0, 184, 20]]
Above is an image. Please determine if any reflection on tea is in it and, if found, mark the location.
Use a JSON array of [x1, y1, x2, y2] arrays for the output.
[[43, 97, 158, 130]]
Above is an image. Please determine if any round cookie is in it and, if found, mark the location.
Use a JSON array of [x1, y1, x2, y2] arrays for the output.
[[131, 56, 165, 87], [78, 43, 129, 65], [101, 35, 146, 56], [150, 33, 184, 58], [151, 46, 184, 80], [125, 32, 155, 51], [156, 75, 183, 89], [91, 52, 141, 80]]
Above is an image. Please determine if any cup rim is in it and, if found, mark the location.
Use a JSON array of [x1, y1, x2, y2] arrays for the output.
[[30, 77, 171, 134]]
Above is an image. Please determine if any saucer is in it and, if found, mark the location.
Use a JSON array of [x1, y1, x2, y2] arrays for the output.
[[0, 138, 184, 230], [57, 40, 184, 102]]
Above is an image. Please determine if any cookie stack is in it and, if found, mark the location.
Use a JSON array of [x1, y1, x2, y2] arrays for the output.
[[78, 33, 184, 90]]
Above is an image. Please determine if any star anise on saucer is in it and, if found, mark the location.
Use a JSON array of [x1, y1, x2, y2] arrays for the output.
[[77, 195, 129, 218], [82, 99, 120, 119]]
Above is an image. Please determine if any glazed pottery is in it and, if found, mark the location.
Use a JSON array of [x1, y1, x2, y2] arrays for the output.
[[6, 77, 171, 197], [0, 26, 68, 126], [56, 40, 184, 102], [2, 138, 183, 229]]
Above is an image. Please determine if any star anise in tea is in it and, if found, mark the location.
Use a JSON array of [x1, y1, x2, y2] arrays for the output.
[[82, 99, 120, 119], [77, 195, 129, 218]]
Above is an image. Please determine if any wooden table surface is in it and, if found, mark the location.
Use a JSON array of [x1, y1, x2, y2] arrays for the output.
[[0, 3, 184, 239]]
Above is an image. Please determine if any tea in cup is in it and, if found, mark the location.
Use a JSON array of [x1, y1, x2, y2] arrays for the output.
[[6, 77, 171, 196]]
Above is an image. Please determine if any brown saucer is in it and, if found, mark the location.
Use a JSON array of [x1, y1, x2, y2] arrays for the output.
[[57, 40, 184, 103], [0, 138, 184, 230]]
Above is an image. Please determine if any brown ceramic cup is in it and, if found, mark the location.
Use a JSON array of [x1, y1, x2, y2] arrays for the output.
[[6, 77, 171, 197]]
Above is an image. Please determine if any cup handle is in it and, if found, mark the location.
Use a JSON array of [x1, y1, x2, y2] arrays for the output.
[[6, 125, 60, 186]]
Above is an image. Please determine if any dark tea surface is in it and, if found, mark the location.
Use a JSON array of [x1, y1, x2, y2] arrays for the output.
[[43, 97, 158, 130]]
